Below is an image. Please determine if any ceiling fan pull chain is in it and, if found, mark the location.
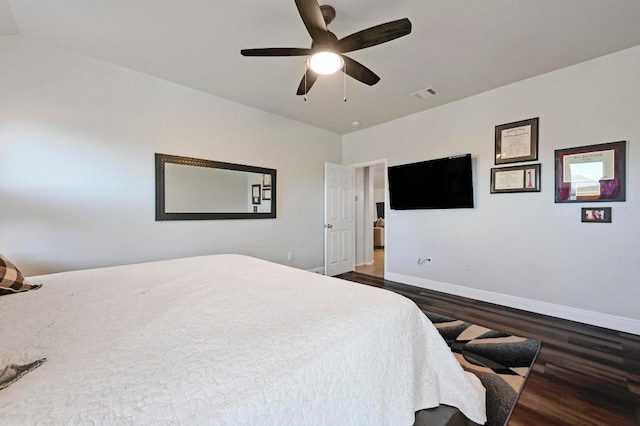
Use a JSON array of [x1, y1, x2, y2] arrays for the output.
[[304, 63, 308, 101], [343, 62, 347, 102]]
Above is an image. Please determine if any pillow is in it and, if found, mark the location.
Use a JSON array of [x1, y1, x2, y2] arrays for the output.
[[0, 358, 46, 391], [0, 254, 42, 296]]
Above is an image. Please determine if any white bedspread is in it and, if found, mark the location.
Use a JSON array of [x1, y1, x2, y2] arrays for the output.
[[1, 254, 485, 425]]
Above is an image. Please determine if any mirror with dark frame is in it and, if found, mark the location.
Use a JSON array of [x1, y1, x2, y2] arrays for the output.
[[155, 153, 277, 220]]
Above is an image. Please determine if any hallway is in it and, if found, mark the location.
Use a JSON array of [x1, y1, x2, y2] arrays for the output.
[[355, 248, 384, 278]]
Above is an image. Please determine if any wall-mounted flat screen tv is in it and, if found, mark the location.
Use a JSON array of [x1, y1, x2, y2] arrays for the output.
[[388, 154, 474, 210]]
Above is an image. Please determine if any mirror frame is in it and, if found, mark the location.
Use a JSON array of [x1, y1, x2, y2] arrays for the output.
[[155, 153, 277, 220]]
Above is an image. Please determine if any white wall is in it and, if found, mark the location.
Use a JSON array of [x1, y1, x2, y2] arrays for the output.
[[373, 164, 386, 205], [354, 168, 365, 266], [343, 45, 640, 332], [0, 36, 342, 275]]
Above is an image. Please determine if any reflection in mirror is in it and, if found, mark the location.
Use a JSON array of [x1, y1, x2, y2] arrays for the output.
[[164, 164, 272, 213], [156, 153, 276, 220]]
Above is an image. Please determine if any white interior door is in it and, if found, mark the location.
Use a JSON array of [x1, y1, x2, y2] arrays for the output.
[[324, 162, 355, 276]]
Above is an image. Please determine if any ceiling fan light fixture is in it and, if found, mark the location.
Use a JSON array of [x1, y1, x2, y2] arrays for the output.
[[307, 51, 344, 75]]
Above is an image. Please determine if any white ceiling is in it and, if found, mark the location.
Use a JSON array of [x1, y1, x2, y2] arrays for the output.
[[3, 0, 640, 134]]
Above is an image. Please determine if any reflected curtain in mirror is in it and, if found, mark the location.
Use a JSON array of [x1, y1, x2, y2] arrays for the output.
[[155, 153, 276, 220]]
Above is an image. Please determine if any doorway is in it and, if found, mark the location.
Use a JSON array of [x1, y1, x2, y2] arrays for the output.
[[354, 162, 386, 278]]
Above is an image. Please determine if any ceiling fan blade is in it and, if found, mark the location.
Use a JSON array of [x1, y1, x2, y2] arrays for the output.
[[335, 18, 412, 53], [241, 48, 312, 57], [296, 69, 319, 95], [341, 55, 380, 86], [295, 0, 330, 44]]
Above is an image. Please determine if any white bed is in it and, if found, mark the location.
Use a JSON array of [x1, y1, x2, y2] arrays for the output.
[[1, 254, 485, 425]]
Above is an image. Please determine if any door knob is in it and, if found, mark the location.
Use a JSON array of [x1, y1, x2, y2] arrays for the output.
[[325, 224, 333, 228]]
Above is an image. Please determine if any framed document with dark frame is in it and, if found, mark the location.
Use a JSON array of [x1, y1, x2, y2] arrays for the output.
[[490, 164, 541, 193], [554, 141, 626, 203], [581, 207, 612, 223], [262, 187, 272, 200], [495, 117, 539, 164], [252, 184, 261, 205]]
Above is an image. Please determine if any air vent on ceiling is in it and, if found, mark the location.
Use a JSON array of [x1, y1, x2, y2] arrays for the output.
[[410, 87, 438, 100]]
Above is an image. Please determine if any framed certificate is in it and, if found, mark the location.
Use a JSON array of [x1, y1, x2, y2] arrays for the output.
[[495, 117, 539, 164], [491, 164, 541, 193], [554, 141, 626, 203]]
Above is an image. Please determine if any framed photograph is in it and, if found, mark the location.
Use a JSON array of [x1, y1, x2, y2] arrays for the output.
[[581, 207, 612, 223], [555, 141, 626, 203], [262, 187, 272, 200], [252, 184, 261, 205], [495, 117, 539, 164], [263, 174, 271, 187], [490, 164, 541, 193]]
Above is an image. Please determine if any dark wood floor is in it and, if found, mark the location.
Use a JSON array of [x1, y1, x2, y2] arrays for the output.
[[337, 272, 640, 426]]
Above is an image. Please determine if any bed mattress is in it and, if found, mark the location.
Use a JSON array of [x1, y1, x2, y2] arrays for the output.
[[0, 254, 485, 424]]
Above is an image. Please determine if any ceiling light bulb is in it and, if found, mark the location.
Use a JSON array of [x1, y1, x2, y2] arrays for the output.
[[307, 51, 344, 75]]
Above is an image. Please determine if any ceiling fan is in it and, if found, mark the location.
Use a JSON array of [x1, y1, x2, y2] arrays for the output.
[[240, 0, 412, 95]]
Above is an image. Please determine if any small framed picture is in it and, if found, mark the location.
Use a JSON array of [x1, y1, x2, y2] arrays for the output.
[[581, 207, 611, 223], [490, 164, 541, 193], [262, 187, 272, 200], [263, 174, 272, 187], [495, 117, 539, 164], [252, 184, 261, 205]]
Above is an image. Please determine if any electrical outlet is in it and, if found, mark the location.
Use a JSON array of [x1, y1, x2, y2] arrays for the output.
[[287, 252, 294, 261], [463, 264, 471, 272]]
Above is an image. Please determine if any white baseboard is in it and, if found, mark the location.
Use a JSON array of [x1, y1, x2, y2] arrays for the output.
[[308, 266, 325, 275], [386, 272, 640, 336]]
